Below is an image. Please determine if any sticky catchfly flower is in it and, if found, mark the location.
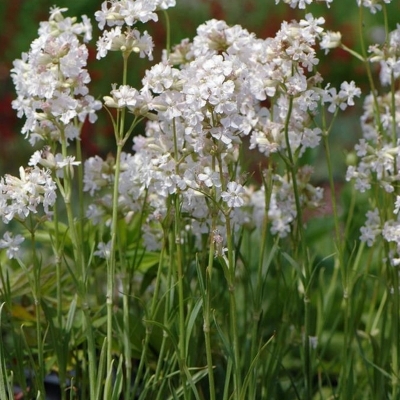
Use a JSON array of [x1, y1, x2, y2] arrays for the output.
[[221, 181, 245, 208]]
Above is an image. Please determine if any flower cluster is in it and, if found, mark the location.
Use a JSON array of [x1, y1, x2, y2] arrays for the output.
[[84, 13, 359, 248], [275, 0, 392, 12], [95, 0, 175, 60], [344, 21, 400, 267], [0, 166, 56, 224], [0, 232, 25, 260], [267, 167, 324, 237], [11, 7, 101, 145], [275, 0, 333, 9], [369, 24, 400, 86], [346, 26, 400, 191]]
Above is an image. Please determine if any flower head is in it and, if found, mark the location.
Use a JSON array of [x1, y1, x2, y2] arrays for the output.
[[0, 232, 25, 259], [11, 8, 101, 145], [221, 181, 245, 208]]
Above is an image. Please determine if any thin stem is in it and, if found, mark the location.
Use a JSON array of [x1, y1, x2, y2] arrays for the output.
[[391, 262, 399, 399], [248, 170, 273, 400], [153, 239, 174, 394], [52, 204, 67, 400], [204, 275, 216, 400], [75, 129, 85, 244], [358, 5, 383, 134], [170, 117, 188, 396], [105, 51, 130, 397], [322, 133, 344, 276], [225, 215, 242, 399], [163, 10, 171, 58], [59, 127, 97, 399], [119, 241, 132, 400], [283, 95, 312, 399], [52, 203, 63, 334], [132, 229, 167, 397], [29, 225, 45, 400], [204, 223, 217, 400], [106, 140, 123, 373]]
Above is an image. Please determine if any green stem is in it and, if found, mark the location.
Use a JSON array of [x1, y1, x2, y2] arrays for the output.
[[105, 52, 130, 397], [391, 262, 399, 399], [170, 117, 189, 396], [76, 130, 85, 244], [358, 6, 383, 134], [282, 96, 312, 399], [105, 141, 123, 394], [248, 171, 273, 400], [59, 128, 96, 399], [120, 243, 132, 400], [174, 193, 188, 397], [132, 231, 167, 397], [153, 240, 174, 395], [322, 133, 344, 276], [29, 226, 45, 400], [163, 10, 171, 58], [52, 203, 63, 335], [204, 225, 216, 400], [225, 215, 242, 399], [52, 204, 67, 400]]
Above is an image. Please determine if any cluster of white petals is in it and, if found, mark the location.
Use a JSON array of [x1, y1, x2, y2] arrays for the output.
[[28, 147, 81, 178], [0, 232, 25, 260], [94, 0, 176, 60], [83, 13, 359, 248], [266, 167, 324, 237], [276, 0, 392, 11], [368, 25, 400, 86], [344, 21, 400, 266], [275, 0, 333, 9], [0, 166, 56, 224], [11, 7, 102, 145], [95, 0, 175, 30], [96, 26, 154, 60]]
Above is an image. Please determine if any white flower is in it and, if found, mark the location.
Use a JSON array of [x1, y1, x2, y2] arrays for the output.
[[96, 27, 154, 60], [54, 155, 81, 178], [357, 0, 392, 14], [301, 127, 322, 149], [0, 232, 25, 259], [198, 167, 222, 188], [94, 241, 112, 259], [323, 82, 360, 113], [394, 196, 400, 215], [95, 0, 165, 30], [105, 84, 139, 108], [309, 336, 318, 349], [275, 0, 332, 8], [299, 13, 325, 37], [339, 81, 361, 107], [11, 8, 99, 145], [221, 181, 245, 208], [275, 0, 313, 9], [83, 155, 114, 196], [0, 166, 57, 223], [360, 208, 381, 246], [320, 31, 342, 54]]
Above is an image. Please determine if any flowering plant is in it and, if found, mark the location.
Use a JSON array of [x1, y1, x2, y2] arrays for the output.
[[0, 0, 399, 399]]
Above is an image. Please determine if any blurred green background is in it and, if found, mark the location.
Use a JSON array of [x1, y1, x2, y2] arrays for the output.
[[0, 0, 398, 177]]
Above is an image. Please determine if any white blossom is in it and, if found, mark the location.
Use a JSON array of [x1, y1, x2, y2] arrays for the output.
[[11, 8, 101, 145], [221, 182, 245, 208], [0, 232, 25, 259]]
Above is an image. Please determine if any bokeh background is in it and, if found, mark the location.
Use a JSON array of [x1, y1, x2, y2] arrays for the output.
[[0, 0, 397, 178]]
